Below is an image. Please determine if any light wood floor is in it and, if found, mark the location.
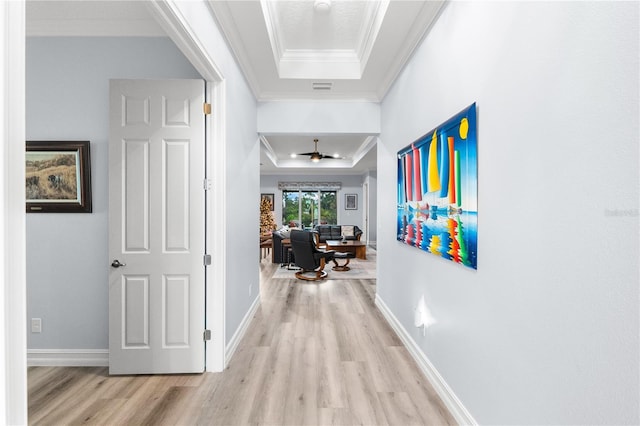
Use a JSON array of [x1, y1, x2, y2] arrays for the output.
[[28, 261, 455, 425]]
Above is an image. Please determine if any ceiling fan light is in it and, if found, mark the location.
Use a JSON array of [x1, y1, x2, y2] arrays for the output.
[[290, 153, 297, 158], [314, 0, 331, 13], [310, 152, 322, 162]]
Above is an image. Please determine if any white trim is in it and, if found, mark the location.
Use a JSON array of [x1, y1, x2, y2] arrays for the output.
[[375, 295, 477, 426], [1, 1, 27, 424], [225, 295, 261, 367], [146, 0, 223, 83], [27, 350, 109, 367], [146, 0, 227, 373], [207, 79, 227, 372], [205, 1, 262, 99]]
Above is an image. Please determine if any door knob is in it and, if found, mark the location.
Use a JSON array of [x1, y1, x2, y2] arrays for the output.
[[111, 260, 126, 268]]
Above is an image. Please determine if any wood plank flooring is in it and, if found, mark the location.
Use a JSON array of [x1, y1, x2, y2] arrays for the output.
[[28, 261, 455, 425]]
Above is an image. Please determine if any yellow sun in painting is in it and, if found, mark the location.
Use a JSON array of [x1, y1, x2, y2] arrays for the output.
[[459, 117, 469, 140]]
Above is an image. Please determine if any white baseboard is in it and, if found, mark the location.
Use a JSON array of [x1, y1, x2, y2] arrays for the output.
[[27, 349, 109, 367], [28, 295, 262, 370], [225, 294, 261, 367], [375, 295, 477, 426]]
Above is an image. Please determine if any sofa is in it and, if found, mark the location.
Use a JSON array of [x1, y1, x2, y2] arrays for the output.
[[313, 225, 362, 245]]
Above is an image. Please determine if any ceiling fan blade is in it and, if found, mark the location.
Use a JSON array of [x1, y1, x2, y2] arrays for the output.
[[295, 139, 341, 160]]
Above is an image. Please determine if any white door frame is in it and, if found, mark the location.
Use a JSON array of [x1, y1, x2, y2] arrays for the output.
[[2, 1, 27, 423], [147, 0, 227, 372], [363, 181, 369, 244], [2, 1, 229, 420]]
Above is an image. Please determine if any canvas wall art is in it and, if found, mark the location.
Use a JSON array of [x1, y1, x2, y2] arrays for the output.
[[397, 103, 477, 269]]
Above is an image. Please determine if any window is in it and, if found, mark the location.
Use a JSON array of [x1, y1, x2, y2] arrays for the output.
[[282, 189, 337, 228], [282, 190, 300, 227], [320, 191, 337, 224]]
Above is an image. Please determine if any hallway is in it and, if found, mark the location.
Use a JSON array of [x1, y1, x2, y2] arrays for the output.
[[28, 262, 454, 425]]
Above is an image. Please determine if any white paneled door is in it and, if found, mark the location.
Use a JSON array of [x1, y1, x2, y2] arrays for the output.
[[109, 79, 206, 375]]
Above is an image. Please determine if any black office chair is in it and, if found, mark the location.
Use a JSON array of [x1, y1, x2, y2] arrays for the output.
[[289, 230, 335, 281]]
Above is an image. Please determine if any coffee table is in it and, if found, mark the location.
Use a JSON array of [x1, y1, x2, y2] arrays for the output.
[[325, 240, 367, 260]]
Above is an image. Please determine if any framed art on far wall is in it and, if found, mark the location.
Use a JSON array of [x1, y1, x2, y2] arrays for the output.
[[25, 141, 92, 213], [345, 193, 357, 210], [261, 193, 274, 211]]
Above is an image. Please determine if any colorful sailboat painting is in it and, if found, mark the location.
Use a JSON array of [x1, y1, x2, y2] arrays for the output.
[[397, 103, 478, 269]]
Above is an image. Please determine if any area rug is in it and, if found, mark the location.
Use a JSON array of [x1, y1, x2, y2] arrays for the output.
[[271, 249, 377, 280]]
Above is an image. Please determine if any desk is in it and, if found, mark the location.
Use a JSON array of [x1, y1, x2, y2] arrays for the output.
[[325, 240, 367, 260], [259, 236, 272, 260]]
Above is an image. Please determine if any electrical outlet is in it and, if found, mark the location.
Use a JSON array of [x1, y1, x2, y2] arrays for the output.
[[31, 318, 42, 333]]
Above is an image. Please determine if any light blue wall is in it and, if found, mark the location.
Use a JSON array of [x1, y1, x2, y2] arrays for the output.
[[168, 0, 260, 346], [26, 37, 201, 349], [379, 2, 638, 424]]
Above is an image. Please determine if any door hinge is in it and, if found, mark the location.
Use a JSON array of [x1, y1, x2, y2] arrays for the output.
[[203, 329, 212, 341], [203, 178, 212, 191], [204, 254, 212, 266], [203, 103, 212, 115]]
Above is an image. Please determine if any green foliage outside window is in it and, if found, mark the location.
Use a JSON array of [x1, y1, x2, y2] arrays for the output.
[[282, 189, 337, 228], [320, 191, 337, 224], [301, 191, 318, 227], [282, 191, 299, 227]]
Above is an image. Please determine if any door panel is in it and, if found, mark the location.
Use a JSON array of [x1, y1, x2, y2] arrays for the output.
[[109, 79, 205, 375], [124, 140, 150, 252]]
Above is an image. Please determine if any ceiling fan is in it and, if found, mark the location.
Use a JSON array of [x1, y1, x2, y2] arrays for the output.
[[296, 139, 339, 162]]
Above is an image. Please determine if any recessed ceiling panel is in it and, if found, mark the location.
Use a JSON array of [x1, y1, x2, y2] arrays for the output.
[[210, 0, 445, 100], [261, 0, 390, 80]]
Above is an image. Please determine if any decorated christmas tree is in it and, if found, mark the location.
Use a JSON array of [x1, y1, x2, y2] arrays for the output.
[[260, 196, 277, 234]]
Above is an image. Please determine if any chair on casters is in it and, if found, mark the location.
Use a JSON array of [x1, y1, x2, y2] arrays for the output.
[[290, 230, 335, 281]]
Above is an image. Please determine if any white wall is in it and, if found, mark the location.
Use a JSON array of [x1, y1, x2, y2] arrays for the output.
[[378, 2, 639, 425], [26, 37, 201, 350], [365, 170, 377, 244], [170, 1, 260, 347], [260, 174, 364, 231], [257, 101, 380, 135], [2, 1, 27, 422]]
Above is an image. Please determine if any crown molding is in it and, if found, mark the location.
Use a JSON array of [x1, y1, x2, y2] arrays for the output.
[[206, 0, 263, 100], [377, 0, 446, 101]]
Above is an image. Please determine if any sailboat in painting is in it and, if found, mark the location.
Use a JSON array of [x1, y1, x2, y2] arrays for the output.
[[397, 103, 477, 269]]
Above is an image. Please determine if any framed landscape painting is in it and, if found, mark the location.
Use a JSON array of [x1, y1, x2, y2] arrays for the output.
[[26, 141, 92, 213], [397, 103, 477, 269]]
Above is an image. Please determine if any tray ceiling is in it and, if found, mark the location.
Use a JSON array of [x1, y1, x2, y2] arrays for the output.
[[26, 0, 445, 174], [209, 0, 444, 101]]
